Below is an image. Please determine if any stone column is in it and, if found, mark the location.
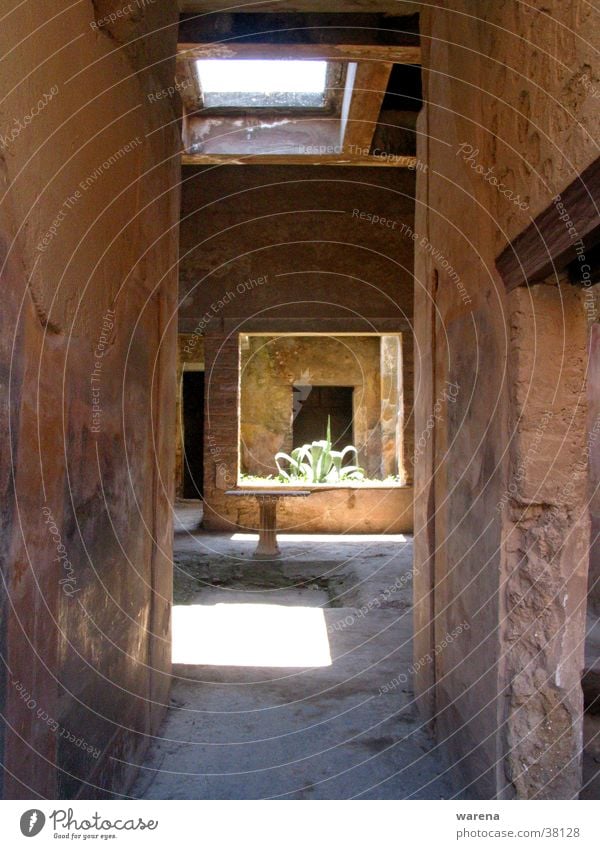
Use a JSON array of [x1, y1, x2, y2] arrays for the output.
[[380, 335, 403, 480], [502, 280, 590, 799]]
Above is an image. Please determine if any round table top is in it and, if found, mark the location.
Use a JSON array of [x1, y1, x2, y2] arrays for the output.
[[225, 489, 311, 498]]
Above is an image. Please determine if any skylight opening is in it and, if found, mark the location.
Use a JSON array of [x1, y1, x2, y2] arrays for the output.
[[196, 59, 330, 109]]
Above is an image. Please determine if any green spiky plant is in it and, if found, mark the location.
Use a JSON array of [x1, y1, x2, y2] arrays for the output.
[[275, 417, 365, 483]]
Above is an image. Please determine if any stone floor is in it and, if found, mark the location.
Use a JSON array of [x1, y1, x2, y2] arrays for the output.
[[132, 503, 463, 799]]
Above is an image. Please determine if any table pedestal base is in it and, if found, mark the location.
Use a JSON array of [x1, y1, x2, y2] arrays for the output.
[[254, 496, 280, 558], [225, 489, 310, 559]]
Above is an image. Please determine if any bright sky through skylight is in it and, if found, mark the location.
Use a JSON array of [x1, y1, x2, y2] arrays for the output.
[[196, 59, 328, 94]]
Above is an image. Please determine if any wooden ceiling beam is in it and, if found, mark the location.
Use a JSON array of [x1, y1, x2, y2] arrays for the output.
[[178, 42, 421, 63], [182, 152, 417, 166], [341, 61, 393, 154], [178, 12, 420, 46], [496, 157, 600, 291]]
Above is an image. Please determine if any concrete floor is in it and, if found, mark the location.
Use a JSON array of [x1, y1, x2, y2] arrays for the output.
[[132, 503, 461, 799]]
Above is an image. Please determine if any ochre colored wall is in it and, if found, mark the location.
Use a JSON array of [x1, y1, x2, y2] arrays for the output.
[[178, 164, 416, 331], [239, 335, 384, 479], [415, 1, 599, 799], [179, 165, 416, 531], [0, 1, 180, 798], [202, 330, 413, 534]]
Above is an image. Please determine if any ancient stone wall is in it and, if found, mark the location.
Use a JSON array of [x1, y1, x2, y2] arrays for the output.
[[503, 278, 589, 799], [202, 329, 412, 534], [179, 164, 416, 332], [180, 164, 416, 532], [0, 0, 180, 798], [239, 335, 386, 479], [415, 0, 599, 798]]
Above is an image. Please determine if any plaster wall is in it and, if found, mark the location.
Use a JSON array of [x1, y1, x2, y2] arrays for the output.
[[415, 0, 599, 798], [179, 164, 416, 532], [202, 331, 412, 533], [178, 164, 416, 330], [0, 0, 180, 798], [239, 335, 386, 479]]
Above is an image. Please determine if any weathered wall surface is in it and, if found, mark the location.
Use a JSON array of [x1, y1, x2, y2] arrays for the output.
[[0, 1, 180, 798], [503, 278, 589, 799], [231, 484, 413, 534], [202, 331, 412, 533], [179, 164, 416, 531], [240, 335, 384, 478], [179, 164, 415, 330], [415, 1, 599, 798]]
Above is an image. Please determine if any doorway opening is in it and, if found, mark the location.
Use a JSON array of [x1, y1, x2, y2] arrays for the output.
[[182, 370, 205, 499], [293, 385, 355, 450]]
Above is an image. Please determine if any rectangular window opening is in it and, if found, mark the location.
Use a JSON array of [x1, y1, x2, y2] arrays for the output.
[[293, 385, 354, 450], [196, 59, 340, 110], [238, 334, 406, 485]]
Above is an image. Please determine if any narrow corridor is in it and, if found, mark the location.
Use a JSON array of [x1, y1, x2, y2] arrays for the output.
[[132, 506, 459, 799]]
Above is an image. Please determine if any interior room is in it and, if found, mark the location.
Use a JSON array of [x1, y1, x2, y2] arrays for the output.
[[0, 0, 598, 807]]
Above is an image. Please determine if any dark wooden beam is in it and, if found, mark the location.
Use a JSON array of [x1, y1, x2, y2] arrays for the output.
[[179, 1, 423, 14], [178, 12, 420, 46], [496, 156, 600, 292]]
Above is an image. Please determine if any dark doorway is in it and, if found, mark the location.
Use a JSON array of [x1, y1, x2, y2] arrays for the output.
[[293, 385, 354, 449], [182, 370, 205, 498]]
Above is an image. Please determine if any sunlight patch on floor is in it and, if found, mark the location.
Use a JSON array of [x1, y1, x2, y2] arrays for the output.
[[172, 603, 332, 667], [230, 533, 407, 543]]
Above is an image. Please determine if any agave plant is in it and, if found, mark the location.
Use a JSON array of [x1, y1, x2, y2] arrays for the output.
[[275, 417, 365, 483]]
